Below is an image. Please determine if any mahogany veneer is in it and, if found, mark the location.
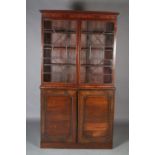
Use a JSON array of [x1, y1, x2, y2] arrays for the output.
[[40, 10, 119, 149]]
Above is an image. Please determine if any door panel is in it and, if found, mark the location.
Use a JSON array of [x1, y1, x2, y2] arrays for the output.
[[41, 89, 77, 143], [42, 19, 77, 84], [80, 21, 114, 84], [78, 90, 114, 143]]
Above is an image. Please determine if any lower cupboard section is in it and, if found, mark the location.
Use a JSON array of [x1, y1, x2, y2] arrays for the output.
[[41, 89, 115, 148]]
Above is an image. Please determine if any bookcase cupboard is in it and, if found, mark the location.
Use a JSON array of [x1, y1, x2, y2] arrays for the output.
[[40, 10, 119, 148]]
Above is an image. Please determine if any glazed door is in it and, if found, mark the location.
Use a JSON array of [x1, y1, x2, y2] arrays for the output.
[[42, 19, 115, 86], [41, 89, 77, 143], [42, 19, 77, 84], [80, 21, 115, 85], [78, 90, 114, 143]]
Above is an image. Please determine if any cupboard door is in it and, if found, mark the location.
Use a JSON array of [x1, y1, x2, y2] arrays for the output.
[[80, 21, 114, 84], [78, 90, 114, 143], [41, 89, 77, 143], [42, 19, 77, 84]]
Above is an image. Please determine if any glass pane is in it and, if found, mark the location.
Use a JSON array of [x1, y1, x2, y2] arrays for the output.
[[80, 66, 103, 84], [52, 65, 76, 83], [80, 21, 114, 84], [43, 20, 77, 83]]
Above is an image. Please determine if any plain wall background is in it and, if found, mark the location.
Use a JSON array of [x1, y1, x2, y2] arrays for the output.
[[26, 0, 129, 122]]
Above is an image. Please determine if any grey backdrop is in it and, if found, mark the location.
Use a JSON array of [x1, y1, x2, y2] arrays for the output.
[[26, 0, 129, 123]]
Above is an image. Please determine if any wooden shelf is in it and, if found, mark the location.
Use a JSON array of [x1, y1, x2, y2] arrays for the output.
[[81, 64, 112, 67], [81, 47, 113, 50], [44, 63, 112, 67], [43, 46, 76, 49], [44, 29, 76, 33], [81, 31, 114, 34], [44, 63, 76, 66], [43, 29, 114, 35], [43, 46, 113, 50], [43, 72, 112, 76]]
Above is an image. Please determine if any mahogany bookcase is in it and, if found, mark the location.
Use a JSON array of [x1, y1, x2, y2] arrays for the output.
[[40, 10, 119, 148]]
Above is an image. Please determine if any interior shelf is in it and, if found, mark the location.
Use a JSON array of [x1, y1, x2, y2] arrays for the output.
[[81, 31, 114, 34], [44, 63, 76, 66], [81, 64, 112, 67], [43, 46, 113, 50], [43, 29, 114, 35], [44, 63, 112, 66], [43, 29, 76, 33]]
